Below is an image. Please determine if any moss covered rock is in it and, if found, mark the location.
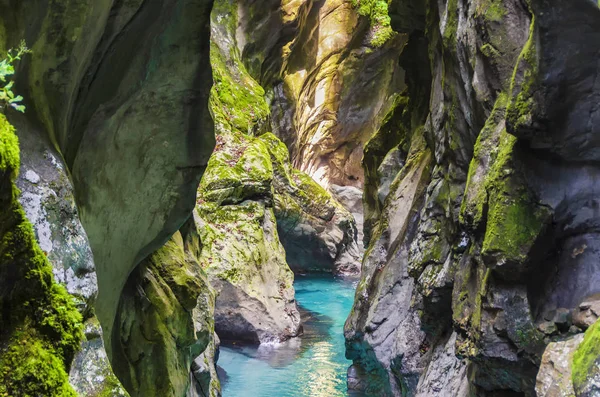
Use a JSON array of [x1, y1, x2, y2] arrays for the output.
[[111, 230, 217, 397], [0, 114, 83, 397], [196, 197, 300, 343], [572, 320, 600, 396], [260, 132, 361, 275], [196, 131, 301, 343], [69, 318, 130, 397], [1, 1, 216, 358]]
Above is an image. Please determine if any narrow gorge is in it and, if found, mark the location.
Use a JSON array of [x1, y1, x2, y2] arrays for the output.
[[1, 0, 600, 396]]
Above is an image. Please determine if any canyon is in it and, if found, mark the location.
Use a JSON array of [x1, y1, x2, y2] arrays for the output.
[[1, 0, 600, 396]]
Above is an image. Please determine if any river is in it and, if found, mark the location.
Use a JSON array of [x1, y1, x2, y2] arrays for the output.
[[218, 273, 363, 397]]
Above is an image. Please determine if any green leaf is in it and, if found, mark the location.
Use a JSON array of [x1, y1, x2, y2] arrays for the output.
[[1, 41, 31, 114], [10, 103, 25, 113], [9, 95, 23, 103]]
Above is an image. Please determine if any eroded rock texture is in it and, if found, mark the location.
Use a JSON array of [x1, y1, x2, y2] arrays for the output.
[[233, 0, 403, 188], [1, 0, 215, 346], [210, 0, 361, 277], [112, 231, 219, 397], [1, 1, 215, 396], [3, 0, 600, 396], [0, 115, 83, 396], [13, 115, 127, 395], [344, 0, 600, 396]]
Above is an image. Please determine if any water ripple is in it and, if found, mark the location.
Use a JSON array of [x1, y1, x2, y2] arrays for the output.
[[219, 274, 360, 397]]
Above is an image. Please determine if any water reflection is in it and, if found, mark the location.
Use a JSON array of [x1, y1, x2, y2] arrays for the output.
[[219, 274, 362, 397]]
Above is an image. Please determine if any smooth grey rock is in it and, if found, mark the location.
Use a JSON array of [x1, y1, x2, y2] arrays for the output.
[[554, 308, 573, 332], [345, 139, 432, 396], [190, 333, 221, 397], [539, 321, 558, 336], [377, 146, 405, 206], [331, 184, 365, 257]]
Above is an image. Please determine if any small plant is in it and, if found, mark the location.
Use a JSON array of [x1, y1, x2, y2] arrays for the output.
[[0, 40, 31, 113]]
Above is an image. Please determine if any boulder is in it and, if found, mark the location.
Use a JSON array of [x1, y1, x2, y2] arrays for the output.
[[536, 334, 584, 397]]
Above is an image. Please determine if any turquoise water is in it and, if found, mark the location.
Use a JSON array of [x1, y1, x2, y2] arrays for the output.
[[218, 274, 361, 397]]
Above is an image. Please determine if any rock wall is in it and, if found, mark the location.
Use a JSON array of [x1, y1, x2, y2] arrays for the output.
[[235, 0, 404, 188], [12, 112, 127, 395], [111, 230, 218, 397], [3, 0, 600, 396], [345, 0, 600, 396], [0, 114, 83, 396], [0, 0, 215, 350], [207, 0, 360, 283], [0, 1, 216, 396]]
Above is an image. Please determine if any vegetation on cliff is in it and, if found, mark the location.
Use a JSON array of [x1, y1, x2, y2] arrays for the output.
[[572, 319, 600, 392], [352, 0, 395, 47], [0, 42, 30, 113], [0, 114, 83, 397]]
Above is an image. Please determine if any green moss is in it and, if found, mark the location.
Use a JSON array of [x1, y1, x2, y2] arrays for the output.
[[198, 130, 274, 205], [0, 23, 5, 55], [218, 267, 242, 283], [506, 14, 538, 132], [0, 113, 19, 178], [362, 94, 410, 243], [0, 114, 83, 397], [150, 232, 204, 311], [461, 107, 549, 266], [476, 0, 506, 22], [460, 94, 504, 227], [351, 0, 396, 47], [196, 201, 269, 278], [471, 268, 490, 336], [209, 12, 269, 135], [480, 131, 549, 262], [0, 327, 77, 397], [291, 170, 333, 209], [572, 320, 600, 391], [480, 43, 501, 59], [111, 231, 210, 397], [95, 370, 129, 397], [258, 133, 292, 173], [443, 0, 458, 46], [452, 252, 490, 337], [481, 189, 547, 262]]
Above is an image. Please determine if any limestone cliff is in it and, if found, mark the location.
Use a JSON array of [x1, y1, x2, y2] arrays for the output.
[[0, 1, 216, 396], [2, 0, 600, 396], [344, 0, 600, 396], [235, 0, 404, 189], [0, 114, 83, 397]]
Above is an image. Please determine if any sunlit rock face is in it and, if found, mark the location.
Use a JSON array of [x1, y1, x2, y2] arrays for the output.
[[536, 334, 584, 397], [235, 0, 404, 189], [344, 0, 600, 396]]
